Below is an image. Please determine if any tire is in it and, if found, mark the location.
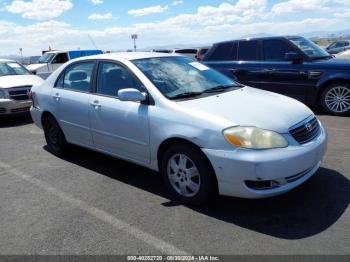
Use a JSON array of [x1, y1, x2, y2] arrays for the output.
[[42, 115, 68, 156], [161, 143, 217, 205], [320, 83, 350, 116]]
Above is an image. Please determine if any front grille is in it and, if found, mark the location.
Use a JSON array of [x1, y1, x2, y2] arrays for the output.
[[8, 86, 32, 101], [10, 107, 30, 113], [0, 108, 6, 114], [289, 117, 321, 144]]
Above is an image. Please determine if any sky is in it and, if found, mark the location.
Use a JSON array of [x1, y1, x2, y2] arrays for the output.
[[0, 0, 350, 56]]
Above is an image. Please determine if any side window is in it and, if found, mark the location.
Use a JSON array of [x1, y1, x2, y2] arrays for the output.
[[207, 42, 236, 61], [96, 62, 143, 97], [53, 53, 69, 64], [55, 73, 64, 88], [63, 62, 95, 92], [335, 42, 344, 48], [237, 40, 258, 61], [263, 40, 294, 61]]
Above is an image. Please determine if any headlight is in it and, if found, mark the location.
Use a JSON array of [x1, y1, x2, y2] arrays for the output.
[[223, 126, 288, 149], [0, 88, 9, 99]]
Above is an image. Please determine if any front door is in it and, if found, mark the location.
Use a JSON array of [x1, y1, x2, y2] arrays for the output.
[[259, 39, 312, 102], [89, 61, 150, 164]]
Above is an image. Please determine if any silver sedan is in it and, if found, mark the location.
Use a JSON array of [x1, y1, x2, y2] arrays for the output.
[[30, 52, 327, 205]]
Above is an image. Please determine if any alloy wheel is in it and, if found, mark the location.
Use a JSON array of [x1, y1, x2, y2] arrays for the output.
[[325, 85, 350, 113], [167, 154, 201, 197]]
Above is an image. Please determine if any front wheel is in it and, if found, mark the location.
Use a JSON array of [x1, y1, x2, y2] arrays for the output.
[[320, 83, 350, 116], [161, 144, 217, 205]]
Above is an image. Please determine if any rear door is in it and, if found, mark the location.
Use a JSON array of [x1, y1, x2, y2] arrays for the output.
[[88, 61, 150, 164], [204, 40, 262, 88], [259, 39, 311, 101], [233, 40, 262, 87], [51, 61, 95, 147]]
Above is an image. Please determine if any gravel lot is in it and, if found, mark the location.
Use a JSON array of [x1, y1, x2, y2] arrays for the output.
[[0, 110, 349, 255]]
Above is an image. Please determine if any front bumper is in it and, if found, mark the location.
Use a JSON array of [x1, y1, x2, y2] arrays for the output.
[[202, 126, 327, 198], [0, 99, 32, 116]]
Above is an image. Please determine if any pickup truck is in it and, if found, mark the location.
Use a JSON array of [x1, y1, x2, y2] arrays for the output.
[[203, 36, 350, 116], [27, 50, 103, 79]]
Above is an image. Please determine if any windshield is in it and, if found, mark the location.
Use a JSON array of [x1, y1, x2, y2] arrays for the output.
[[132, 56, 241, 99], [288, 37, 331, 58], [0, 62, 31, 77], [38, 53, 55, 63]]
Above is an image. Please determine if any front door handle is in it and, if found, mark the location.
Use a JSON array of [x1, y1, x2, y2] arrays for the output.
[[263, 69, 275, 74], [52, 93, 60, 101], [90, 100, 101, 109]]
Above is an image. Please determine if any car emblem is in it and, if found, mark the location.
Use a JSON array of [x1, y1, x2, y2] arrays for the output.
[[305, 123, 313, 132]]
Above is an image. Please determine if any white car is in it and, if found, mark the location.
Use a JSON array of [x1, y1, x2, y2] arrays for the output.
[[0, 59, 44, 116], [30, 53, 327, 205], [335, 49, 350, 59]]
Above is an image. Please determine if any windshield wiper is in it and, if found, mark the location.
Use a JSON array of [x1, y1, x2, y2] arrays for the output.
[[169, 91, 203, 100], [312, 55, 333, 61], [203, 84, 242, 93]]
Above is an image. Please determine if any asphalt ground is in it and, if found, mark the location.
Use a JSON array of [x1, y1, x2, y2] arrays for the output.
[[0, 109, 349, 256]]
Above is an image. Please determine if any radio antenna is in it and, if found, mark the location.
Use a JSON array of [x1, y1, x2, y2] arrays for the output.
[[88, 34, 99, 50]]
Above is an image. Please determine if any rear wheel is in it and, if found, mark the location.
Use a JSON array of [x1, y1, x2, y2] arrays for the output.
[[161, 144, 217, 205], [321, 83, 350, 116], [42, 115, 68, 155]]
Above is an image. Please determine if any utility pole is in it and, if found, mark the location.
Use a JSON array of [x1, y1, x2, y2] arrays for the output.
[[19, 48, 23, 64], [131, 34, 138, 52]]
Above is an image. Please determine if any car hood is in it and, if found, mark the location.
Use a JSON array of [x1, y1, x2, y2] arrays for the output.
[[0, 75, 44, 89], [178, 87, 313, 133], [26, 63, 46, 71], [310, 58, 350, 69]]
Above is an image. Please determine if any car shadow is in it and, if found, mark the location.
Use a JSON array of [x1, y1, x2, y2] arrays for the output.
[[0, 114, 33, 128], [49, 145, 350, 240]]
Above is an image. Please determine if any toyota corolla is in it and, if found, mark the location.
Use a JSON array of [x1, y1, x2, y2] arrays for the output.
[[30, 53, 327, 205]]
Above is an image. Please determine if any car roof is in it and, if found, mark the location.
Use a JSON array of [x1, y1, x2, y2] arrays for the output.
[[73, 52, 181, 62], [213, 35, 301, 45]]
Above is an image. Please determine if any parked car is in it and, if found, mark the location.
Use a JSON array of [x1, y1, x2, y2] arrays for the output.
[[30, 53, 327, 205], [153, 48, 198, 58], [172, 48, 198, 58], [27, 50, 103, 79], [326, 40, 350, 54], [203, 36, 350, 116], [151, 49, 172, 53], [0, 59, 44, 116], [336, 49, 350, 59], [195, 47, 210, 61]]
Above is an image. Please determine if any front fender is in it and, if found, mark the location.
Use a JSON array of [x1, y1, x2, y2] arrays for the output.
[[317, 72, 350, 89]]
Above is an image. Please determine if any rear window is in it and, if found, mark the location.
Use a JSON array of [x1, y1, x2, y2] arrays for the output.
[[237, 40, 258, 61], [205, 42, 237, 61]]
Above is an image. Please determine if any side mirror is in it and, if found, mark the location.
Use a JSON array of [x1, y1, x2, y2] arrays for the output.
[[118, 88, 147, 102], [285, 52, 302, 63]]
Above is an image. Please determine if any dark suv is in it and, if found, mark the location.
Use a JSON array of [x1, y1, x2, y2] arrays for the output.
[[203, 36, 350, 115]]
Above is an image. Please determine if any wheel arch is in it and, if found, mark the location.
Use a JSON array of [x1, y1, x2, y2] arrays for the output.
[[317, 78, 350, 102], [157, 137, 219, 191], [41, 111, 56, 127]]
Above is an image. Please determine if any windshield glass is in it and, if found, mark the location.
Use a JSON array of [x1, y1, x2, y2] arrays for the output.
[[132, 56, 241, 99], [38, 53, 55, 63], [288, 37, 330, 58], [0, 62, 31, 77]]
